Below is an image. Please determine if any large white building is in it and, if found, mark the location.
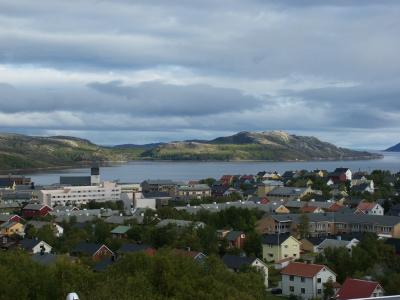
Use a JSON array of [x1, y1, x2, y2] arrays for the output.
[[281, 262, 336, 300], [39, 181, 121, 207]]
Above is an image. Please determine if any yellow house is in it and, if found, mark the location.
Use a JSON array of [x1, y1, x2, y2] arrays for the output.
[[0, 221, 25, 237], [274, 205, 290, 214], [262, 233, 301, 262]]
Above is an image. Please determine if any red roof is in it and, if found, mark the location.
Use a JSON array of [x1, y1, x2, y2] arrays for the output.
[[336, 278, 382, 300], [260, 197, 270, 204], [300, 206, 319, 213], [356, 201, 376, 213], [327, 203, 343, 212], [281, 262, 331, 278]]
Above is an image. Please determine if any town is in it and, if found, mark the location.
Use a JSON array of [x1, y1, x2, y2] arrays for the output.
[[0, 166, 399, 299]]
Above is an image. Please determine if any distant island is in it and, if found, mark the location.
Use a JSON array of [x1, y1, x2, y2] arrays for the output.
[[0, 131, 382, 171], [385, 143, 400, 152]]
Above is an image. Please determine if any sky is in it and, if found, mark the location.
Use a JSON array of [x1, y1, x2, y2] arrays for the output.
[[0, 0, 399, 149]]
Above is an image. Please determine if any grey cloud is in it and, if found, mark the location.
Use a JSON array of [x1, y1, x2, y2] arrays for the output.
[[0, 81, 263, 117]]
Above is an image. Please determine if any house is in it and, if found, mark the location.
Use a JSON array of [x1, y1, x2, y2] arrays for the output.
[[141, 180, 177, 196], [110, 225, 130, 239], [117, 243, 156, 257], [22, 203, 53, 219], [176, 184, 211, 200], [387, 203, 400, 216], [300, 206, 324, 214], [274, 257, 294, 270], [351, 180, 374, 193], [261, 233, 301, 262], [315, 238, 359, 254], [222, 254, 268, 288], [300, 237, 326, 253], [156, 219, 205, 229], [0, 214, 23, 225], [225, 230, 246, 249], [20, 238, 52, 254], [174, 249, 207, 263], [71, 242, 114, 260], [267, 187, 312, 201], [332, 168, 352, 181], [281, 262, 336, 300], [355, 201, 384, 216], [220, 175, 234, 186], [0, 221, 25, 237], [26, 221, 64, 237], [336, 278, 385, 300]]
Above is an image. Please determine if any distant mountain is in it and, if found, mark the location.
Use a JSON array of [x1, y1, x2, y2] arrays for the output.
[[0, 133, 137, 171], [385, 143, 400, 152], [0, 131, 382, 171], [113, 143, 165, 150], [141, 131, 382, 161]]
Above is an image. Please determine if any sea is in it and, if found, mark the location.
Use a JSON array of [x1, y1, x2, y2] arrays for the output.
[[22, 151, 400, 185]]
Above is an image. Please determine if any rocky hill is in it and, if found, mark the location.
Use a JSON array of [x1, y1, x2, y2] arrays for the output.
[[0, 131, 381, 170], [141, 131, 382, 161], [385, 143, 400, 152], [0, 133, 136, 171]]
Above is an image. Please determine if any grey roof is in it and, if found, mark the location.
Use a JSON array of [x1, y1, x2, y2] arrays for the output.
[[72, 242, 108, 255], [118, 243, 153, 254], [0, 214, 18, 222], [23, 203, 50, 210], [270, 213, 400, 227], [317, 238, 357, 250], [20, 239, 46, 251], [105, 215, 139, 225], [222, 254, 258, 270], [156, 219, 205, 228], [142, 179, 177, 185], [262, 233, 292, 245], [225, 231, 243, 241], [267, 187, 308, 197], [55, 215, 96, 223], [177, 184, 210, 191], [27, 220, 52, 229], [60, 176, 91, 186]]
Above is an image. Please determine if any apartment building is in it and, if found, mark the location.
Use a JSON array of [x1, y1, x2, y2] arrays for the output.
[[256, 213, 400, 238], [38, 181, 121, 207]]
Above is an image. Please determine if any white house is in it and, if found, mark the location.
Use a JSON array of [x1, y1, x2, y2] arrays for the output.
[[222, 254, 269, 288], [316, 238, 359, 254], [355, 201, 384, 216], [281, 262, 336, 300], [20, 239, 52, 254]]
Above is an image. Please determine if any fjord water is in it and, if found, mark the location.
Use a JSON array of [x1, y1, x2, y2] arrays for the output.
[[24, 151, 400, 185]]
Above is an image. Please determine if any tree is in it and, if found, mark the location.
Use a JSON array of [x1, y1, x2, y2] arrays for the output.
[[323, 278, 335, 300], [298, 214, 310, 239]]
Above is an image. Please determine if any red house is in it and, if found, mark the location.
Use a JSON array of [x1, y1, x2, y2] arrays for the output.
[[22, 204, 53, 219], [336, 278, 385, 300], [71, 242, 114, 261], [225, 230, 246, 249], [0, 214, 23, 225]]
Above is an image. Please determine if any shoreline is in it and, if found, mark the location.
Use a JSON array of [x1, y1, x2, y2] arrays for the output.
[[0, 154, 384, 175]]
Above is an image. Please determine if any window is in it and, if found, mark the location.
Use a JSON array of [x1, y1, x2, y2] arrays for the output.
[[318, 289, 322, 294], [268, 254, 273, 257], [301, 288, 305, 294], [289, 275, 294, 281], [289, 286, 294, 292], [301, 277, 305, 282], [317, 278, 321, 283]]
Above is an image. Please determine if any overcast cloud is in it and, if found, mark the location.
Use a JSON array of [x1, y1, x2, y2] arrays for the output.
[[0, 0, 399, 148]]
